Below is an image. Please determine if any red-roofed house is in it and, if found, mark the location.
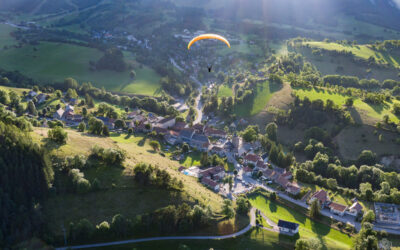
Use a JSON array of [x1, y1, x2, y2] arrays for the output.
[[243, 166, 253, 176], [286, 183, 301, 195], [276, 175, 290, 188], [201, 177, 220, 191], [200, 166, 225, 179], [281, 171, 293, 180], [204, 127, 227, 138], [347, 202, 363, 216], [244, 154, 261, 165], [309, 190, 330, 208], [328, 202, 347, 216]]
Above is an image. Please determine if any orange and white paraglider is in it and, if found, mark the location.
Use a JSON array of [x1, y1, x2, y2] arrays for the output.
[[187, 33, 230, 72]]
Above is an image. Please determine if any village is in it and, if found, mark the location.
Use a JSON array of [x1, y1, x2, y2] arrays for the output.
[[24, 87, 400, 237]]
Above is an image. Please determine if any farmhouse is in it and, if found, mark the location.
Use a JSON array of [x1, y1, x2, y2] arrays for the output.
[[200, 166, 225, 179], [347, 202, 363, 216], [276, 175, 290, 188], [156, 117, 176, 129], [328, 202, 347, 216], [244, 154, 261, 165], [204, 127, 227, 138], [190, 133, 209, 151], [53, 108, 64, 119], [164, 130, 179, 145], [309, 189, 330, 208], [201, 177, 220, 192], [286, 183, 301, 195], [278, 220, 299, 234], [243, 166, 253, 176], [179, 128, 195, 143]]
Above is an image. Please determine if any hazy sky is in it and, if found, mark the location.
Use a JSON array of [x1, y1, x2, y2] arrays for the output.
[[393, 0, 400, 9]]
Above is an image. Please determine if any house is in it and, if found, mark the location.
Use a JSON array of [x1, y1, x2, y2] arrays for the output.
[[53, 108, 64, 119], [154, 126, 168, 135], [328, 202, 347, 216], [201, 177, 220, 191], [347, 202, 363, 216], [256, 160, 267, 169], [243, 166, 253, 176], [36, 93, 48, 104], [210, 146, 225, 157], [286, 183, 301, 195], [156, 117, 176, 129], [281, 171, 293, 180], [127, 111, 140, 119], [244, 154, 261, 165], [262, 169, 274, 179], [172, 122, 187, 132], [200, 166, 225, 179], [65, 104, 74, 112], [97, 117, 115, 129], [192, 123, 205, 133], [179, 128, 195, 143], [165, 130, 179, 145], [276, 175, 290, 188], [309, 190, 330, 208], [204, 127, 227, 138], [28, 90, 37, 98], [190, 133, 209, 150], [62, 109, 75, 121], [278, 220, 299, 234]]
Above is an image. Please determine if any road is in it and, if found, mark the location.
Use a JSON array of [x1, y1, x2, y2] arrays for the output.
[[56, 208, 256, 250], [191, 76, 204, 124]]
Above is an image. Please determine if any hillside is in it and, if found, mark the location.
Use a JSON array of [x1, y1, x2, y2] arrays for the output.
[[31, 128, 242, 237]]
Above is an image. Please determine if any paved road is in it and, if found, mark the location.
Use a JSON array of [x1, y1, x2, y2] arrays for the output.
[[56, 208, 256, 250]]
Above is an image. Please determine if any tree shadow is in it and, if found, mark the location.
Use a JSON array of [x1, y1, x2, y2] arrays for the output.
[[310, 219, 331, 236], [137, 137, 146, 147], [269, 201, 277, 213], [124, 133, 132, 139], [347, 107, 363, 125]]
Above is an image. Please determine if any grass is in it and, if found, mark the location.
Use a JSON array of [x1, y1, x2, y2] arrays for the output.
[[0, 23, 17, 48], [0, 41, 161, 96], [0, 85, 30, 95], [179, 151, 202, 167], [32, 129, 230, 237], [95, 228, 296, 250], [303, 41, 400, 68], [218, 84, 234, 98], [235, 81, 281, 117], [248, 194, 353, 250], [293, 87, 400, 124]]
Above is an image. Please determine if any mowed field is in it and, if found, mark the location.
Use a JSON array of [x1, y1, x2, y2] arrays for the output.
[[0, 38, 161, 96], [303, 41, 400, 68], [248, 194, 353, 250], [294, 87, 400, 124], [31, 128, 230, 237], [234, 81, 282, 117]]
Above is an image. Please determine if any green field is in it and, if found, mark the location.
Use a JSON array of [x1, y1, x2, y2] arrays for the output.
[[218, 84, 234, 98], [294, 87, 400, 124], [303, 41, 400, 68], [0, 41, 161, 96], [248, 194, 353, 250], [0, 24, 16, 48], [235, 81, 281, 117]]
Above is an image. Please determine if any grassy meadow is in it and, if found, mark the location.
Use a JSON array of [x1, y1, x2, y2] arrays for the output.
[[0, 24, 17, 48], [303, 41, 400, 68], [248, 194, 353, 250], [32, 128, 232, 237], [294, 87, 400, 124], [0, 40, 161, 96], [234, 81, 281, 117]]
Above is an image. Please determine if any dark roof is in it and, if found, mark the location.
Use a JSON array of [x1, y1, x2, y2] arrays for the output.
[[191, 133, 209, 143], [179, 128, 195, 138], [278, 220, 299, 230], [158, 117, 175, 124], [244, 154, 261, 162]]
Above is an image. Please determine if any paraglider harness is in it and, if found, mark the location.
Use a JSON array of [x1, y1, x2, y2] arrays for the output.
[[207, 64, 212, 72]]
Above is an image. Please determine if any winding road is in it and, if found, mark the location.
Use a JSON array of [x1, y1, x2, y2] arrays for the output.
[[56, 208, 256, 250]]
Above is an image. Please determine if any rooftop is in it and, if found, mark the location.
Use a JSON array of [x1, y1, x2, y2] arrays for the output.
[[278, 220, 299, 230], [328, 202, 347, 212]]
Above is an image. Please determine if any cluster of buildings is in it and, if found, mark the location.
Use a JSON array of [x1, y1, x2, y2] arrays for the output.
[[52, 104, 83, 126], [241, 153, 301, 196], [308, 189, 364, 217]]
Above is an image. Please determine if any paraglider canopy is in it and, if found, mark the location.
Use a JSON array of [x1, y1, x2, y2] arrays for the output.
[[187, 33, 231, 50]]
